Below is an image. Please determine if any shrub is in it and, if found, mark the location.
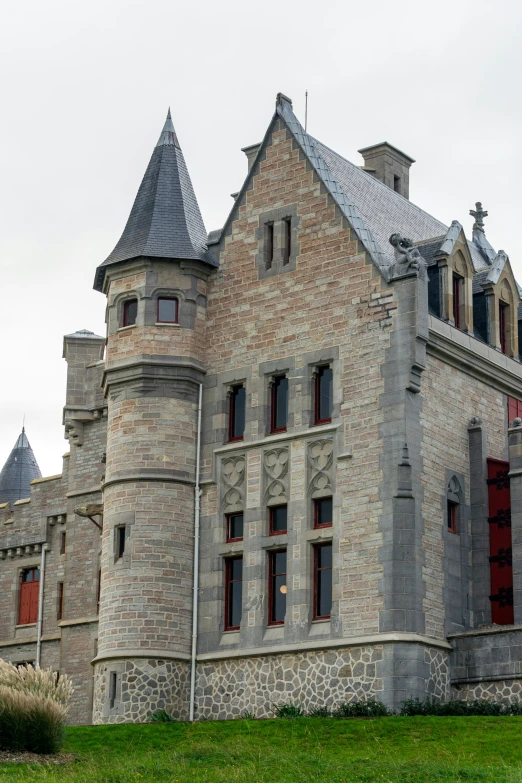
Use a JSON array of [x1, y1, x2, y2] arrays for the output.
[[0, 659, 72, 754], [399, 696, 522, 717], [148, 708, 176, 723], [308, 706, 331, 718], [273, 702, 305, 718], [334, 698, 390, 718]]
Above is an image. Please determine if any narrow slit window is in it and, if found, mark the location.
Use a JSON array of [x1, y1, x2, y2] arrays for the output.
[[393, 175, 401, 194], [314, 497, 333, 528], [499, 302, 508, 354], [271, 376, 288, 433], [229, 385, 246, 442], [116, 526, 126, 560], [225, 557, 243, 631], [157, 297, 178, 324], [314, 366, 333, 424], [122, 299, 138, 327], [57, 582, 64, 621], [268, 550, 287, 625], [314, 544, 332, 620], [452, 274, 463, 329], [109, 672, 117, 709], [60, 531, 66, 555], [97, 569, 101, 613], [269, 505, 287, 535], [447, 500, 458, 534], [226, 512, 244, 542], [265, 223, 274, 270], [283, 218, 291, 264]]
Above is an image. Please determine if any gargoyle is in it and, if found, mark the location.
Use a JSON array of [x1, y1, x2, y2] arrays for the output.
[[389, 233, 425, 274]]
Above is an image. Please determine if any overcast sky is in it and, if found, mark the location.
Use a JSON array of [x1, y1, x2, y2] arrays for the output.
[[1, 0, 522, 477]]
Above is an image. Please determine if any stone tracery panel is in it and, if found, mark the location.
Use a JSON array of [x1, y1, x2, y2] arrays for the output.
[[263, 446, 289, 506], [221, 454, 246, 512], [307, 439, 334, 498]]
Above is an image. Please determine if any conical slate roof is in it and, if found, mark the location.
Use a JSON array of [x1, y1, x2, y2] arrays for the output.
[[94, 109, 215, 291], [0, 428, 42, 506]]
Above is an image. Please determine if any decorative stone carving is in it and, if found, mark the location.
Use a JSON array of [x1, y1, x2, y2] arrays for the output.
[[221, 455, 246, 512], [389, 234, 425, 277], [308, 439, 334, 498], [263, 447, 289, 506], [65, 419, 84, 446]]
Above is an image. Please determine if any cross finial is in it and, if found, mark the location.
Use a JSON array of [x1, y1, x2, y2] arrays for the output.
[[470, 201, 488, 234]]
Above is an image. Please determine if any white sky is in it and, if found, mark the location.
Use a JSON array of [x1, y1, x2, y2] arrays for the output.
[[1, 0, 522, 477]]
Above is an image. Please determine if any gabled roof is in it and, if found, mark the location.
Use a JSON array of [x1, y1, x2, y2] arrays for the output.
[[209, 94, 492, 278], [0, 428, 42, 506], [94, 110, 215, 292]]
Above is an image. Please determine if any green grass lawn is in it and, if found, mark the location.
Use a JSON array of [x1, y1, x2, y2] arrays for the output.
[[1, 717, 522, 782]]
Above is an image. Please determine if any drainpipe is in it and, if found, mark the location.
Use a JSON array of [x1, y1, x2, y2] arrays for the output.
[[189, 383, 203, 722], [35, 543, 49, 667]]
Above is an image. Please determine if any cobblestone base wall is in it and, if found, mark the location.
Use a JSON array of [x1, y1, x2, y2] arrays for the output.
[[452, 680, 522, 702], [92, 658, 190, 724], [195, 646, 384, 720], [425, 648, 451, 701]]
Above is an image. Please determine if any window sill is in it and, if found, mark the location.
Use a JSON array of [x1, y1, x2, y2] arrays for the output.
[[314, 419, 332, 426], [15, 623, 37, 630], [117, 325, 136, 332], [227, 437, 244, 444], [155, 322, 180, 327], [306, 529, 333, 543]]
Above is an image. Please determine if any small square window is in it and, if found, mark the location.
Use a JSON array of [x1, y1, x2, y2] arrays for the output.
[[269, 505, 287, 535], [226, 512, 244, 542], [157, 297, 178, 324], [123, 299, 138, 327], [314, 366, 333, 424], [314, 497, 332, 528], [229, 386, 246, 442]]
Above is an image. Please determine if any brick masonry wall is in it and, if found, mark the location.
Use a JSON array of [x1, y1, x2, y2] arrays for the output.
[[420, 352, 506, 639]]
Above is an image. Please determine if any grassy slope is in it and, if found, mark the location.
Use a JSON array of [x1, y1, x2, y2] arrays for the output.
[[1, 717, 522, 783]]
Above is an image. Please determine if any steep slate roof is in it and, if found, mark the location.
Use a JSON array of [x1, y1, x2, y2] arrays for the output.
[[209, 95, 491, 279], [0, 429, 42, 506], [94, 110, 214, 292]]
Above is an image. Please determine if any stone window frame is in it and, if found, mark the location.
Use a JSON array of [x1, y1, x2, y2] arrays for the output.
[[269, 504, 288, 536], [18, 566, 40, 626], [480, 273, 519, 358], [255, 205, 300, 280], [259, 358, 295, 437], [267, 548, 287, 626], [312, 542, 333, 621], [110, 511, 134, 570], [302, 347, 340, 429], [270, 375, 289, 434], [101, 661, 125, 717], [313, 365, 333, 425], [313, 497, 333, 529], [225, 511, 244, 543], [147, 287, 193, 329], [443, 469, 471, 632], [228, 384, 246, 443], [113, 290, 141, 332], [224, 555, 243, 632], [437, 248, 474, 333], [122, 297, 138, 328], [446, 474, 464, 535]]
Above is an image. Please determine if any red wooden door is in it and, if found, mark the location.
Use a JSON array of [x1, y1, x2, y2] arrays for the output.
[[18, 569, 40, 625], [487, 458, 514, 624]]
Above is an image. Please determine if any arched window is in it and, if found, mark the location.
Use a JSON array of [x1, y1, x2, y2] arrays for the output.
[[447, 476, 463, 534], [122, 298, 138, 327]]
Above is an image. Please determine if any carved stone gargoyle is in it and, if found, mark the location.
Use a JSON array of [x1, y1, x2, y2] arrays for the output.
[[74, 504, 103, 530], [389, 233, 425, 278], [65, 419, 84, 447]]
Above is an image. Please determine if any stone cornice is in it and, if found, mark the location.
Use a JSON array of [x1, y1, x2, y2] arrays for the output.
[[196, 632, 453, 662], [428, 316, 522, 397], [91, 649, 191, 665], [103, 354, 206, 394]]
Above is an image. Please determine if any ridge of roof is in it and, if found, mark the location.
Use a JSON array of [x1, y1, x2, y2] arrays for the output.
[[0, 428, 42, 506], [94, 109, 215, 292]]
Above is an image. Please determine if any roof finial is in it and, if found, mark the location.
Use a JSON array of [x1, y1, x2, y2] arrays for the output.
[[470, 202, 488, 235], [156, 108, 179, 148]]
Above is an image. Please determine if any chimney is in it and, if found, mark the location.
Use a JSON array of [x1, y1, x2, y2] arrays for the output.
[[241, 143, 261, 172], [358, 142, 415, 200]]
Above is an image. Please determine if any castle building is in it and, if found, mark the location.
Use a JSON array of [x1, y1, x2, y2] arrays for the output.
[[2, 93, 522, 724]]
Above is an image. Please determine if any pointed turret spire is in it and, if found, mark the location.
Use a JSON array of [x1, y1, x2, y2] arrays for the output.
[[94, 108, 215, 291], [0, 428, 42, 506]]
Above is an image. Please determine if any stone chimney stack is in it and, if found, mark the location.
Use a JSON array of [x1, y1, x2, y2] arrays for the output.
[[358, 142, 415, 200]]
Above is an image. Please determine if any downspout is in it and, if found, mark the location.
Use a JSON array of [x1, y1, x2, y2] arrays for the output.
[[189, 383, 203, 721], [35, 543, 49, 667]]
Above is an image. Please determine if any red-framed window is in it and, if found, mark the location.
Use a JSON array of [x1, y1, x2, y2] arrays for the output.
[[447, 500, 457, 534], [499, 302, 508, 354], [19, 568, 40, 625], [314, 497, 333, 529], [57, 582, 64, 621], [228, 386, 246, 442], [508, 396, 522, 425], [157, 297, 178, 324], [268, 550, 287, 625], [314, 366, 333, 425], [270, 376, 288, 433], [226, 512, 244, 542], [269, 505, 287, 536], [225, 557, 243, 631], [452, 274, 463, 329], [122, 299, 138, 327], [313, 544, 332, 620]]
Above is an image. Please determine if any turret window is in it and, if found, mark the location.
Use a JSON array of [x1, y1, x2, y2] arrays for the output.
[[157, 297, 178, 324], [122, 299, 138, 327]]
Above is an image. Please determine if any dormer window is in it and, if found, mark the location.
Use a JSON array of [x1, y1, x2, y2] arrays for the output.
[[122, 299, 138, 327], [452, 273, 464, 329], [157, 297, 178, 324], [499, 301, 508, 354]]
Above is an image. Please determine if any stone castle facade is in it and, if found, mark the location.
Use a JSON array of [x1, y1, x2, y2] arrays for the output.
[[2, 93, 522, 724]]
